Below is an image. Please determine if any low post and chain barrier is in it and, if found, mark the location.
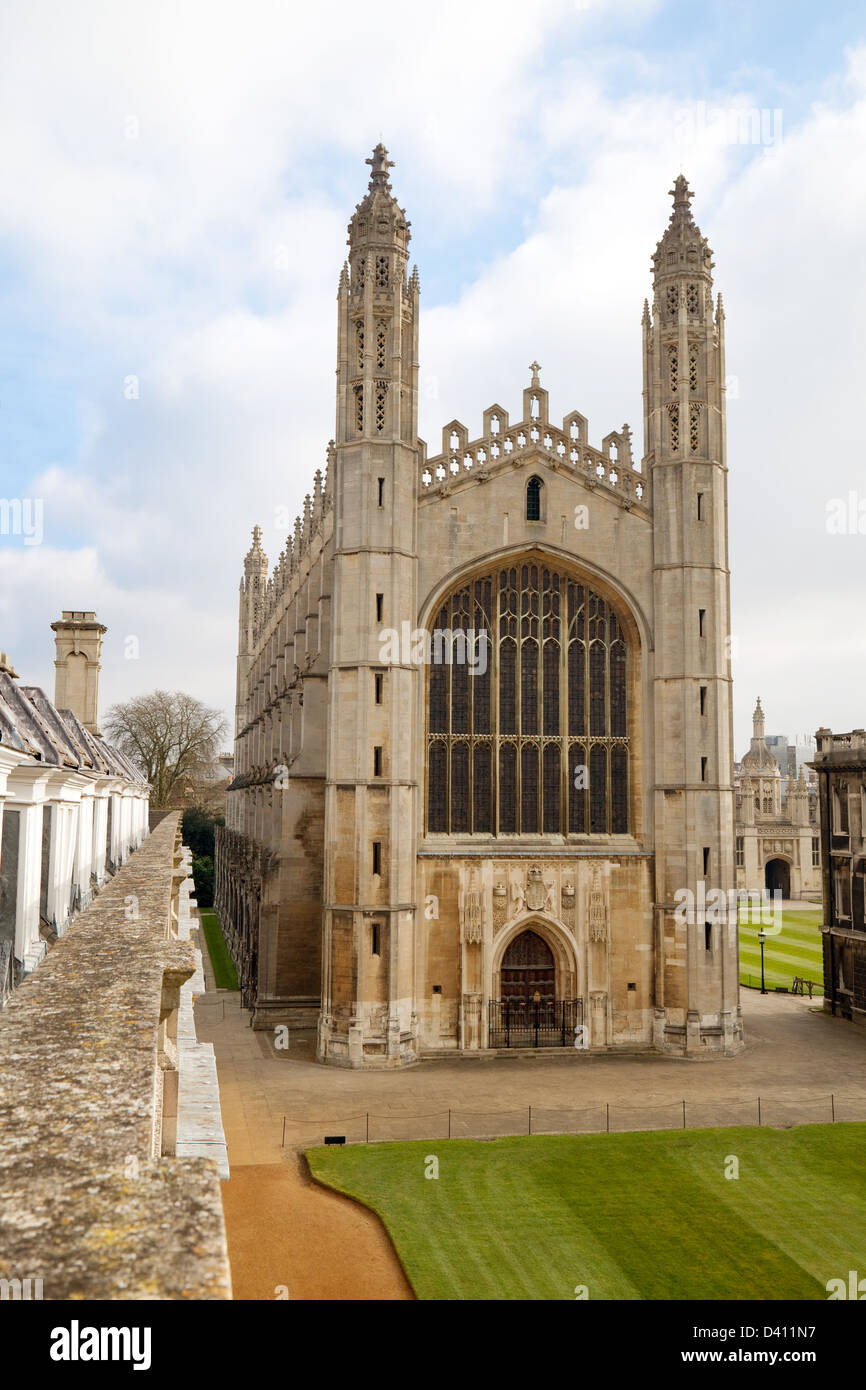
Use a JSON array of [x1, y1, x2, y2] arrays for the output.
[[278, 1091, 863, 1148]]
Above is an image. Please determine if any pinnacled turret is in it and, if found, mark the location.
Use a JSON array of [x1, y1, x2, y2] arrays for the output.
[[336, 144, 419, 446], [322, 143, 422, 1067], [651, 174, 714, 322], [753, 696, 765, 742], [789, 764, 811, 826], [646, 173, 738, 1054], [240, 525, 268, 645]]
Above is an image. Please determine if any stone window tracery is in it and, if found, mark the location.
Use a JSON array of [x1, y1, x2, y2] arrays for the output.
[[375, 382, 387, 432], [426, 564, 630, 836], [376, 321, 387, 369], [375, 255, 389, 289], [689, 405, 700, 452], [356, 321, 365, 371], [354, 385, 363, 433], [689, 348, 698, 393], [668, 346, 678, 395], [666, 285, 679, 320], [686, 283, 699, 315], [668, 403, 679, 452]]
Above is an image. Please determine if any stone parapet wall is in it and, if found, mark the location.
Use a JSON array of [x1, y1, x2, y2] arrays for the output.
[[175, 843, 229, 1177], [0, 814, 231, 1300]]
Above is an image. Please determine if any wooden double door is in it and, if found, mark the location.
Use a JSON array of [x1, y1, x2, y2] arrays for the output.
[[499, 929, 555, 1005]]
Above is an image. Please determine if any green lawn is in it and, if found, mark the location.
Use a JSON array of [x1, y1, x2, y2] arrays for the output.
[[197, 909, 239, 990], [308, 1126, 866, 1300], [738, 905, 823, 993]]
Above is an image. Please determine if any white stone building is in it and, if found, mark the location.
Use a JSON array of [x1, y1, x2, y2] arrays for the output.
[[734, 698, 821, 902], [0, 614, 149, 1002]]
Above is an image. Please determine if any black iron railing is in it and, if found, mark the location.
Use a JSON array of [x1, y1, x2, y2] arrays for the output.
[[488, 998, 583, 1048]]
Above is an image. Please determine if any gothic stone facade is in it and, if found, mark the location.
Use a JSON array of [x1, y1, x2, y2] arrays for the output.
[[216, 147, 743, 1065], [811, 727, 866, 1025], [735, 697, 821, 902]]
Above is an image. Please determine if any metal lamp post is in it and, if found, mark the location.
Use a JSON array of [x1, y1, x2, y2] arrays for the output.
[[758, 928, 768, 995]]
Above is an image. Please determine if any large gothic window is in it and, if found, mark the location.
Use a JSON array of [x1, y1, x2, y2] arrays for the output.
[[426, 562, 630, 836]]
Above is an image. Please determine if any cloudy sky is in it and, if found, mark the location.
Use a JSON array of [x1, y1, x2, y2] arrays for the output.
[[0, 0, 864, 755]]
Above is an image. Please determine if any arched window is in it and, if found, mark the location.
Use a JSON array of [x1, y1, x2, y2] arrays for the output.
[[426, 563, 631, 836], [526, 476, 543, 521]]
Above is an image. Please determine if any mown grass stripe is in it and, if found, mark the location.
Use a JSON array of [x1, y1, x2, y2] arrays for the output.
[[308, 1126, 863, 1301]]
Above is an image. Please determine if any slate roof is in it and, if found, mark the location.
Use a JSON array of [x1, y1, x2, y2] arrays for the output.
[[0, 673, 147, 785]]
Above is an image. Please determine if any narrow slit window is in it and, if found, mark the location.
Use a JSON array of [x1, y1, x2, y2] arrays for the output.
[[371, 921, 380, 956], [377, 477, 385, 507], [698, 608, 706, 637], [526, 475, 543, 521], [372, 841, 381, 875], [376, 593, 383, 623], [697, 492, 703, 520], [701, 757, 708, 782], [705, 922, 712, 952], [374, 673, 383, 704], [700, 685, 707, 715], [703, 846, 710, 875], [373, 746, 382, 776]]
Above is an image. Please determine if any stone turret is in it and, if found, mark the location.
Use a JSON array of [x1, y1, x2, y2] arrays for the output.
[[336, 143, 419, 447], [321, 144, 422, 1067], [235, 527, 268, 741], [645, 175, 740, 1054]]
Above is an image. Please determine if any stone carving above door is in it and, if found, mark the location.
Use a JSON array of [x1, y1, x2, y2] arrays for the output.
[[492, 881, 508, 933], [561, 882, 576, 930], [589, 866, 608, 942], [525, 865, 550, 912], [462, 889, 483, 944]]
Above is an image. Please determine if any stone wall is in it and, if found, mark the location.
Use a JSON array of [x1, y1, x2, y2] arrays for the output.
[[0, 814, 231, 1299]]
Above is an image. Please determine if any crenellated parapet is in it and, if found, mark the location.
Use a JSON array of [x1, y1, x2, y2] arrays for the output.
[[419, 380, 647, 514], [244, 443, 335, 649]]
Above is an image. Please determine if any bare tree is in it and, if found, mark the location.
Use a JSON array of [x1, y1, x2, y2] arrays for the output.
[[103, 690, 229, 808]]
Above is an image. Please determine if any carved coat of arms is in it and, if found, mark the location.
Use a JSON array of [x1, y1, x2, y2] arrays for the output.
[[525, 866, 548, 912]]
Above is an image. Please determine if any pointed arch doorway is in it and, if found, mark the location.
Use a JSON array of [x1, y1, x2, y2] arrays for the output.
[[765, 857, 790, 899], [490, 925, 583, 1048]]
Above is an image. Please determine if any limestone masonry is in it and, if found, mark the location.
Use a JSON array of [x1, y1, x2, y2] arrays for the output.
[[216, 146, 742, 1065]]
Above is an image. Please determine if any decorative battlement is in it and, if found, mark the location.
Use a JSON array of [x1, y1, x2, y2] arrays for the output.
[[247, 444, 334, 644], [419, 373, 647, 513]]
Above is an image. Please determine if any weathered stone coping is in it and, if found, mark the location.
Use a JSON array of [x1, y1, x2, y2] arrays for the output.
[[0, 814, 231, 1300]]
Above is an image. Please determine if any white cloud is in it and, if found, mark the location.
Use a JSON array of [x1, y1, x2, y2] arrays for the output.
[[1, 8, 865, 755]]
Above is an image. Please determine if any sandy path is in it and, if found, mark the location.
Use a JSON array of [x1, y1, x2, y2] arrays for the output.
[[220, 1154, 413, 1301], [193, 918, 411, 1301]]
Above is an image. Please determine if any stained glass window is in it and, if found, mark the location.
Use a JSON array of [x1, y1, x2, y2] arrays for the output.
[[426, 563, 630, 834]]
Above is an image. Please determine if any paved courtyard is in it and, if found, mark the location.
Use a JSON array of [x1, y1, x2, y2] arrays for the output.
[[196, 987, 866, 1162], [193, 962, 866, 1300]]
